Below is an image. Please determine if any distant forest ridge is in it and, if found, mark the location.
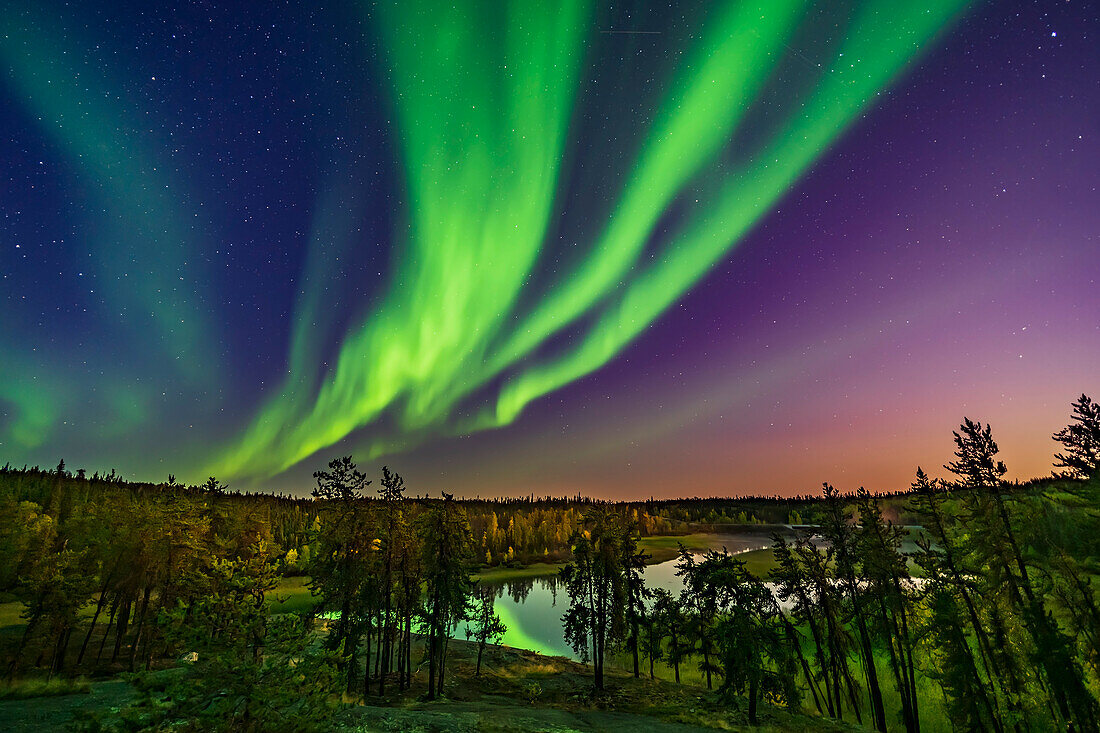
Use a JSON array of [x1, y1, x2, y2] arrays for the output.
[[0, 454, 1087, 531]]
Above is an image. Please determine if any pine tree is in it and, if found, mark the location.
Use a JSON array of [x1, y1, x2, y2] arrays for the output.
[[560, 507, 627, 690], [419, 492, 474, 700], [819, 483, 888, 732], [620, 529, 650, 678], [949, 419, 1098, 730], [308, 456, 373, 693], [465, 584, 506, 676], [1053, 394, 1100, 479], [908, 468, 1004, 731], [855, 488, 920, 733], [652, 588, 685, 683]]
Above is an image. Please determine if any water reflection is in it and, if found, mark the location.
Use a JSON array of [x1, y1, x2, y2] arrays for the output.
[[493, 574, 561, 605], [465, 534, 775, 659], [469, 572, 572, 657]]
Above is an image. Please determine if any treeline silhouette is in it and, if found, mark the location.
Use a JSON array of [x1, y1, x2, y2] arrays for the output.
[[0, 394, 1096, 732], [556, 395, 1100, 731]]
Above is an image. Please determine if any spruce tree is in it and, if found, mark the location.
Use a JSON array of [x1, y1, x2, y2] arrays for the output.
[[1053, 394, 1100, 479]]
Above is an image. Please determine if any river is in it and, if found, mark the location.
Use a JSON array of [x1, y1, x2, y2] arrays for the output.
[[465, 533, 773, 659]]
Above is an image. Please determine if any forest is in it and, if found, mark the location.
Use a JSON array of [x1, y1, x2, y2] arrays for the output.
[[0, 394, 1097, 732]]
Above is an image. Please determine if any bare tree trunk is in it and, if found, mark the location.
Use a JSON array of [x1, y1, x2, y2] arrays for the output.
[[374, 608, 382, 681], [629, 613, 639, 678], [396, 616, 405, 690], [111, 598, 131, 663], [439, 632, 451, 694], [840, 650, 863, 725], [50, 626, 73, 678], [702, 643, 712, 690], [850, 592, 887, 731], [783, 617, 824, 715], [78, 574, 114, 666], [95, 595, 120, 666], [671, 627, 680, 684], [379, 603, 391, 696], [7, 614, 41, 680], [127, 586, 152, 672], [363, 614, 372, 698], [426, 628, 437, 700], [748, 674, 759, 725], [405, 614, 412, 688]]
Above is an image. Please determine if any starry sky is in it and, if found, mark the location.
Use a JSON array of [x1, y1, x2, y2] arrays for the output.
[[1, 0, 1096, 498]]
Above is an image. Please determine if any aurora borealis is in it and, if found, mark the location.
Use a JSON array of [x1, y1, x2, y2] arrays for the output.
[[2, 1, 1097, 497]]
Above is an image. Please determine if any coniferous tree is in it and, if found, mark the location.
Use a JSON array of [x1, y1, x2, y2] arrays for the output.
[[376, 466, 401, 694], [652, 587, 686, 684], [308, 456, 373, 693], [560, 507, 627, 690], [949, 419, 1098, 730], [688, 548, 799, 723], [419, 492, 474, 700], [855, 488, 920, 733], [800, 529, 865, 725], [638, 601, 663, 680], [676, 546, 722, 690], [819, 483, 888, 732], [465, 584, 506, 676], [772, 533, 837, 719], [1053, 393, 1100, 479], [908, 468, 1004, 731], [620, 529, 650, 678]]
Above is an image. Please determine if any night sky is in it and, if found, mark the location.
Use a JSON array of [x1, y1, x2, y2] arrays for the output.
[[1, 0, 1096, 498]]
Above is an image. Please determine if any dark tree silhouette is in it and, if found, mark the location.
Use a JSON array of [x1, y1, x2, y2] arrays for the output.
[[419, 492, 474, 700], [465, 584, 506, 676], [1054, 394, 1100, 479]]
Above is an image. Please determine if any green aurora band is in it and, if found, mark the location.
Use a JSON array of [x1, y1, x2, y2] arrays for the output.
[[0, 6, 215, 451], [0, 0, 971, 480], [207, 0, 970, 483], [0, 8, 213, 372]]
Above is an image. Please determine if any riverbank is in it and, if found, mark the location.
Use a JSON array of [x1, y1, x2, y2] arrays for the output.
[[639, 531, 775, 564], [476, 531, 780, 582]]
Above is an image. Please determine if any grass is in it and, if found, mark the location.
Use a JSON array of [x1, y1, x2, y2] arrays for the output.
[[738, 547, 779, 576], [0, 600, 26, 629], [269, 576, 317, 615], [0, 644, 847, 732], [609, 636, 954, 733], [637, 533, 717, 563], [0, 676, 91, 700], [472, 562, 564, 583], [639, 533, 780, 574], [0, 679, 133, 733], [343, 638, 845, 732], [0, 596, 132, 631]]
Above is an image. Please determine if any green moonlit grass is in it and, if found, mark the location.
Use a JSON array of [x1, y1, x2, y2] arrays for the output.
[[205, 0, 970, 482]]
